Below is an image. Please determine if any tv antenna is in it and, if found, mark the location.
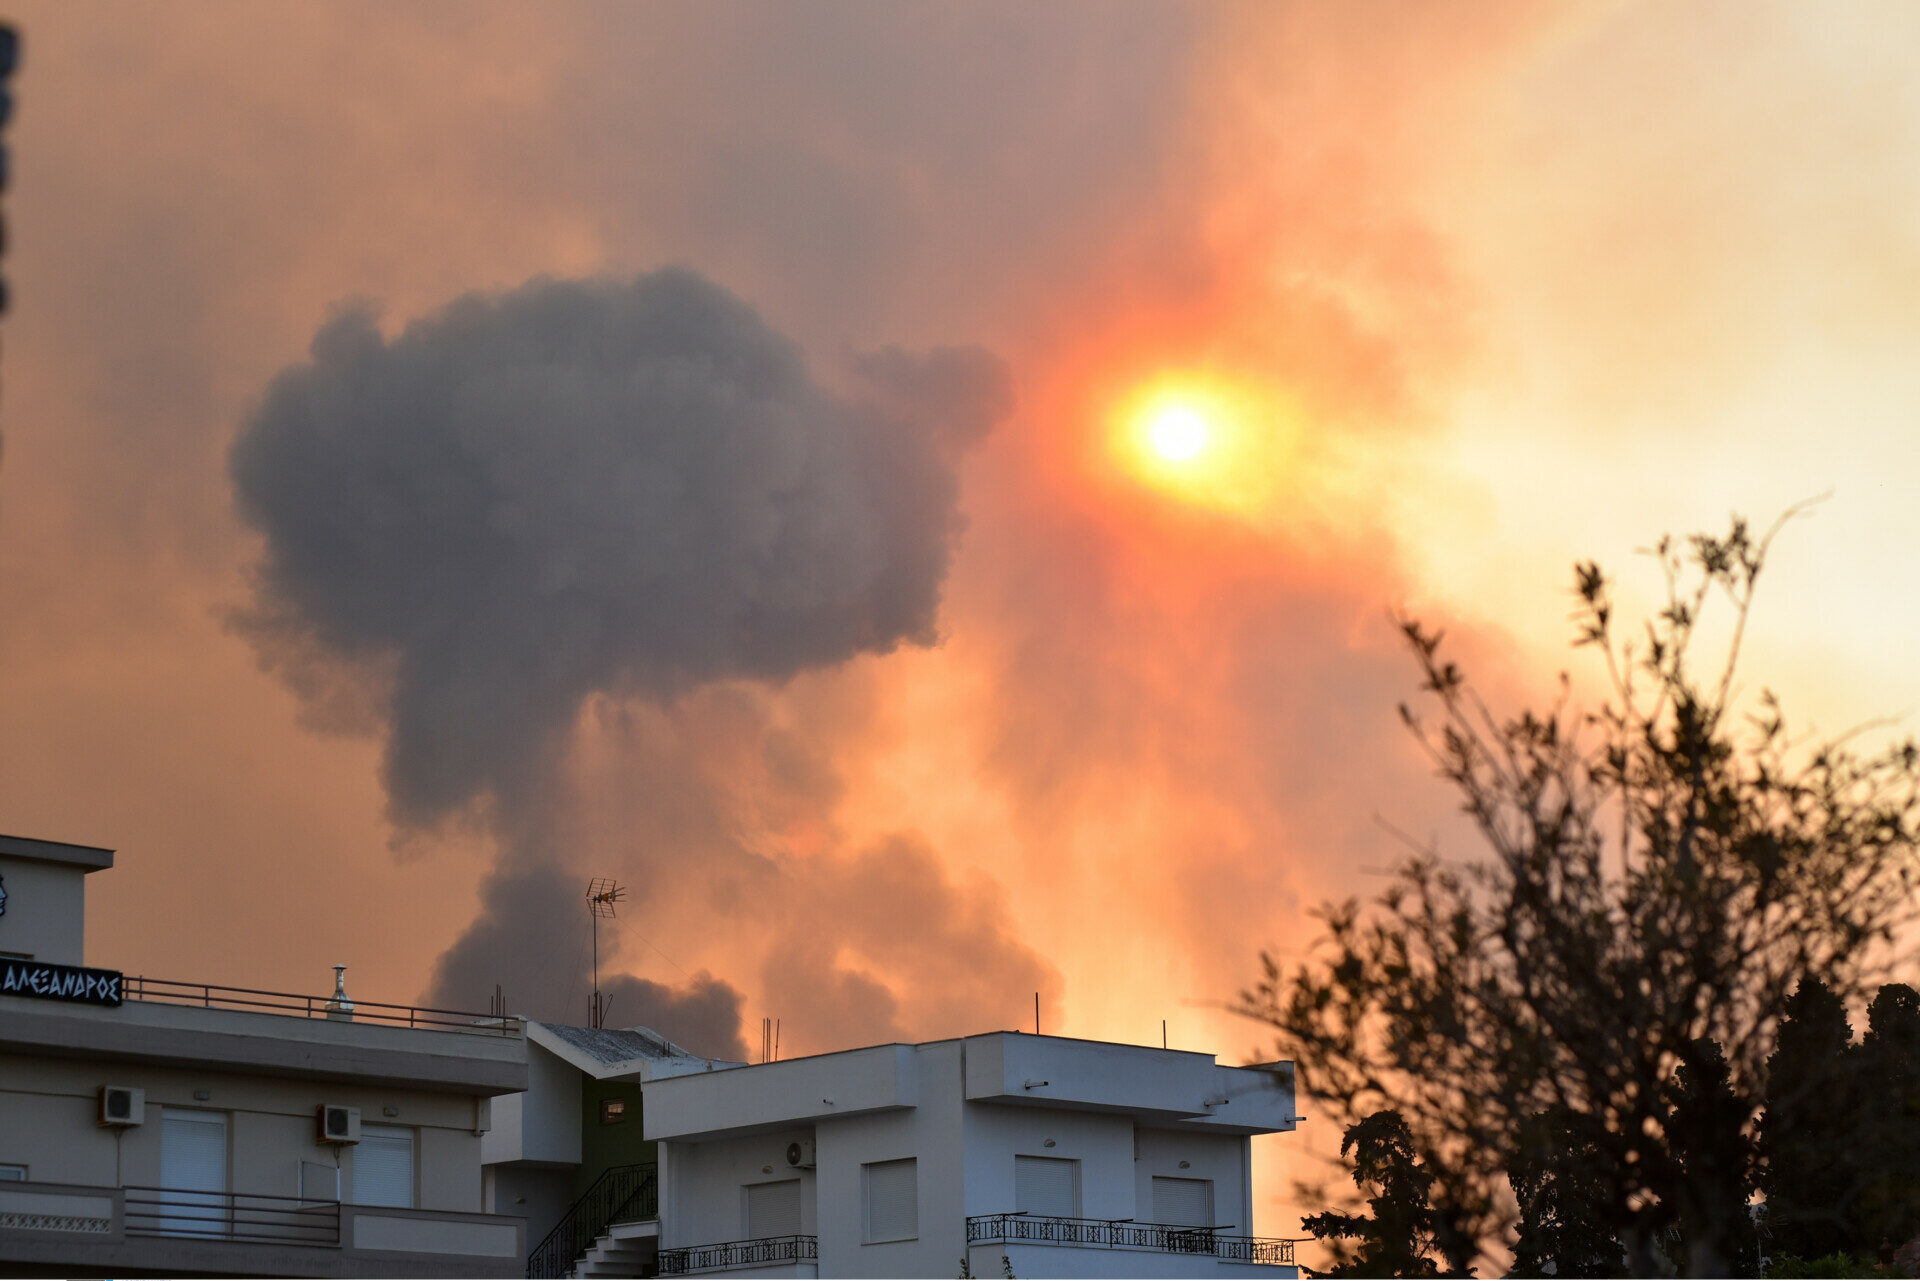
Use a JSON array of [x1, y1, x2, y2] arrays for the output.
[[586, 877, 625, 1029]]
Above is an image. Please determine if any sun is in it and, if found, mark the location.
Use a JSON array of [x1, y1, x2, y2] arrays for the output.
[[1104, 374, 1300, 524], [1147, 404, 1211, 463]]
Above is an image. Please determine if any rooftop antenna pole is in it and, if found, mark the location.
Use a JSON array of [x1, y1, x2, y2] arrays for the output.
[[586, 877, 625, 1029], [1035, 991, 1040, 1037]]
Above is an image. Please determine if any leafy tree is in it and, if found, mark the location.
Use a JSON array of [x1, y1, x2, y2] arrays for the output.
[[1239, 512, 1920, 1275], [1302, 1110, 1449, 1278], [1856, 984, 1920, 1260], [1508, 1106, 1627, 1278], [1757, 976, 1858, 1260]]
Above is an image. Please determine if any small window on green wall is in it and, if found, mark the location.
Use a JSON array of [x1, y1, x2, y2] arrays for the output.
[[599, 1097, 627, 1124]]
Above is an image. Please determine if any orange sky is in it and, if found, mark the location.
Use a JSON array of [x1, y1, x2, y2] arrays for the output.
[[5, 0, 1920, 1246]]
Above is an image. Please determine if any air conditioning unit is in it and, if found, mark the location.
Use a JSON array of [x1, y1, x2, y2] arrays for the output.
[[317, 1104, 361, 1144], [785, 1139, 815, 1169], [99, 1085, 144, 1126]]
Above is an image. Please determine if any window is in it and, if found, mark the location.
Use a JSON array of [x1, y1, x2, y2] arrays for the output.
[[599, 1097, 627, 1124], [1015, 1154, 1078, 1218], [746, 1178, 801, 1237], [0, 1164, 24, 1181], [159, 1109, 228, 1236], [863, 1158, 917, 1243], [354, 1124, 414, 1208], [1152, 1175, 1214, 1227]]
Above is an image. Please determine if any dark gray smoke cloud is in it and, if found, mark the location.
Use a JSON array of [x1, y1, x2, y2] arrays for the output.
[[231, 268, 1008, 828], [427, 860, 749, 1059], [232, 268, 1012, 1049]]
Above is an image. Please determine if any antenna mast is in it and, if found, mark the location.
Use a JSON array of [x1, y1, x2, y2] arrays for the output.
[[586, 877, 625, 1029]]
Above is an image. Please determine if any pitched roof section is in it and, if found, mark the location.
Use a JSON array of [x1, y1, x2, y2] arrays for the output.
[[540, 1022, 696, 1065], [525, 1020, 740, 1081]]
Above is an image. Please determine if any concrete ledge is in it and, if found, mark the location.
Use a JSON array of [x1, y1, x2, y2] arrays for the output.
[[645, 1044, 915, 1140], [348, 1205, 521, 1257], [0, 996, 527, 1095]]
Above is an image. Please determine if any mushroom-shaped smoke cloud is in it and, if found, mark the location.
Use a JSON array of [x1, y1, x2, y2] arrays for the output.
[[232, 268, 1009, 828]]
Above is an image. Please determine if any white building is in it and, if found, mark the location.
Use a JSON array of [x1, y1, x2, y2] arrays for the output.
[[643, 1032, 1301, 1279], [0, 832, 530, 1277]]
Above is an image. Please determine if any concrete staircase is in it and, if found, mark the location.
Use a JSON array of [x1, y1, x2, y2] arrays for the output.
[[571, 1218, 659, 1278]]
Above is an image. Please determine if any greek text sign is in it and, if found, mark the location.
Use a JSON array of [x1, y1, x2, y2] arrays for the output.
[[0, 957, 122, 1006]]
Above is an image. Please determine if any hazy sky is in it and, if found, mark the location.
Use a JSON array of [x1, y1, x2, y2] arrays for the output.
[[6, 0, 1920, 1237]]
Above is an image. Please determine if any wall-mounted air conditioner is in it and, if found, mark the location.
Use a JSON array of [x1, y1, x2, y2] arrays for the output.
[[785, 1138, 816, 1169], [99, 1085, 144, 1126], [317, 1104, 361, 1144]]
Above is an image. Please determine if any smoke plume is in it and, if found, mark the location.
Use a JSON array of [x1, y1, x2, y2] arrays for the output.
[[232, 268, 1025, 1044], [232, 268, 1006, 828]]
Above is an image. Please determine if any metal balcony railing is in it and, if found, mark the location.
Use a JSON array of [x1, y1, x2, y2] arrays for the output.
[[966, 1213, 1297, 1266], [121, 975, 522, 1035], [124, 1186, 342, 1247], [658, 1234, 818, 1275]]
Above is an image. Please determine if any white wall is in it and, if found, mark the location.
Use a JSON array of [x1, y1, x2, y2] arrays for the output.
[[0, 854, 89, 965], [1133, 1127, 1248, 1230], [0, 1051, 489, 1210], [482, 1040, 581, 1167], [660, 1127, 816, 1248], [812, 1040, 967, 1279]]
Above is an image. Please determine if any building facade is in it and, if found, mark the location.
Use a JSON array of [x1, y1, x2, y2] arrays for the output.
[[0, 833, 530, 1277], [642, 1033, 1300, 1279], [487, 1021, 740, 1277]]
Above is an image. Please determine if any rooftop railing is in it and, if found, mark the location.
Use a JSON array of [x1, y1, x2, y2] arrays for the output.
[[967, 1213, 1298, 1267], [121, 975, 522, 1035], [658, 1234, 818, 1275]]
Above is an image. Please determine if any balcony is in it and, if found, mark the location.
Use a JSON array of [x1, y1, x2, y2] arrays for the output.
[[967, 1213, 1298, 1276], [0, 1178, 524, 1277], [658, 1233, 819, 1276]]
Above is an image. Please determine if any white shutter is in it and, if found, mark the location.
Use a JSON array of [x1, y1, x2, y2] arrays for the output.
[[863, 1158, 917, 1243], [1152, 1176, 1214, 1227], [354, 1124, 414, 1208], [747, 1179, 801, 1237], [159, 1110, 228, 1235], [1015, 1155, 1078, 1218]]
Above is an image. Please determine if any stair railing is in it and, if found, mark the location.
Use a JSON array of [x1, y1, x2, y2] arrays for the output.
[[527, 1161, 658, 1278]]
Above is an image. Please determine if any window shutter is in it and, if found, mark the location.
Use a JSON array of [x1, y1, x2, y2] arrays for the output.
[[1015, 1155, 1078, 1218], [159, 1110, 228, 1235], [864, 1158, 917, 1242], [747, 1179, 801, 1237], [161, 1110, 228, 1191], [1152, 1175, 1214, 1227], [354, 1124, 414, 1208]]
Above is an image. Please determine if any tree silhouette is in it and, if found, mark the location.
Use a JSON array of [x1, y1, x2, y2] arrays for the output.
[[1856, 984, 1920, 1260], [1241, 510, 1920, 1274], [1508, 1106, 1627, 1278], [1665, 1038, 1759, 1277], [1302, 1110, 1449, 1278], [1757, 975, 1858, 1260]]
